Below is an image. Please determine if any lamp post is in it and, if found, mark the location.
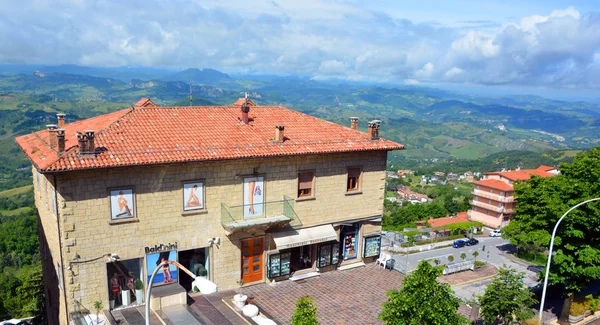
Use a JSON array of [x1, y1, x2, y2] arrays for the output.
[[145, 260, 205, 325], [538, 197, 600, 325]]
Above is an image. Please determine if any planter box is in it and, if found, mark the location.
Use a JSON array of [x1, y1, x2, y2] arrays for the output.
[[569, 313, 585, 323]]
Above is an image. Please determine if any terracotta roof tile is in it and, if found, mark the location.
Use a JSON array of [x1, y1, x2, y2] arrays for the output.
[[484, 165, 554, 181], [16, 100, 404, 172], [427, 212, 469, 228], [474, 179, 514, 191]]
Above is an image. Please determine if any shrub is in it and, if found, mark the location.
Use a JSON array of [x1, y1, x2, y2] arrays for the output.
[[448, 255, 454, 262], [570, 299, 588, 316], [134, 279, 143, 290], [474, 261, 486, 267], [520, 317, 539, 325], [291, 296, 320, 325]]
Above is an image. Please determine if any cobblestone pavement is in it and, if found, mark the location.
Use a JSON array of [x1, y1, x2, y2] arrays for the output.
[[241, 263, 405, 325]]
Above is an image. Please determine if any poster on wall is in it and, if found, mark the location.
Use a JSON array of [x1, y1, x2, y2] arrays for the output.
[[243, 176, 264, 218], [110, 188, 135, 219], [146, 250, 178, 285], [183, 182, 204, 211]]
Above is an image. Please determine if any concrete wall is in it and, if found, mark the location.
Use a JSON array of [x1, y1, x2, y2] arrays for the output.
[[39, 150, 387, 321]]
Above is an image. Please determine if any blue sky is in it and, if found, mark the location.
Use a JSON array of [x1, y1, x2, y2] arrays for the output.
[[1, 0, 600, 97]]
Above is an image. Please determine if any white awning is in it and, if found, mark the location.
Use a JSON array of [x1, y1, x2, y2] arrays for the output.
[[271, 225, 338, 249]]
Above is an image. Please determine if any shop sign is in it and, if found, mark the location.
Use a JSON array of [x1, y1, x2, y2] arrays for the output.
[[145, 242, 178, 254], [281, 236, 336, 249]]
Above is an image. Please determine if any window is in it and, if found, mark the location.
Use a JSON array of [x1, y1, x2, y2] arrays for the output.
[[347, 167, 361, 192], [183, 180, 205, 212], [363, 236, 381, 258], [297, 172, 314, 198], [109, 188, 136, 221], [317, 243, 340, 268]]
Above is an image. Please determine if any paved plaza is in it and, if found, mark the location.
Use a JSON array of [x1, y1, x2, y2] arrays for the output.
[[241, 263, 406, 325]]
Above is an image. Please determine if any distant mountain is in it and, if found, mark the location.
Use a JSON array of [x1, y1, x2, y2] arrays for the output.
[[161, 68, 232, 85]]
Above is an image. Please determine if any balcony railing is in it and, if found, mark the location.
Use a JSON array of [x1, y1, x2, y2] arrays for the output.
[[471, 189, 514, 203], [221, 196, 302, 234], [469, 200, 504, 213]]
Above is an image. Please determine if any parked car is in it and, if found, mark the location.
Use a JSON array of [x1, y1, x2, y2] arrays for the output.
[[527, 265, 545, 273], [465, 238, 479, 246], [489, 229, 502, 237], [453, 239, 466, 248]]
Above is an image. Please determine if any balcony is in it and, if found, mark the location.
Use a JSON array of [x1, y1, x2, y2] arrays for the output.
[[469, 200, 504, 213], [471, 189, 514, 203], [221, 196, 302, 235]]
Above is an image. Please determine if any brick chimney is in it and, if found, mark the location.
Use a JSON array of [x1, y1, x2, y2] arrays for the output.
[[367, 120, 380, 140], [76, 132, 87, 152], [56, 128, 66, 153], [57, 113, 65, 128], [275, 125, 285, 142], [241, 92, 251, 124], [85, 130, 95, 154], [46, 124, 58, 148], [350, 117, 359, 130]]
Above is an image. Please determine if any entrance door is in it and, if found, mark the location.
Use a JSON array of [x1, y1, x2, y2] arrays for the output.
[[241, 237, 264, 283]]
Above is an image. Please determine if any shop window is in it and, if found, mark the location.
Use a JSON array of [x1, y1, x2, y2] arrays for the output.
[[341, 223, 359, 260], [363, 236, 381, 258], [107, 258, 144, 309], [178, 248, 210, 291], [268, 252, 291, 277], [297, 172, 314, 198], [317, 243, 340, 268], [347, 167, 361, 192]]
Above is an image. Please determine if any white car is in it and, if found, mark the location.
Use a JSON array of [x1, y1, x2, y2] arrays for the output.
[[489, 229, 502, 237]]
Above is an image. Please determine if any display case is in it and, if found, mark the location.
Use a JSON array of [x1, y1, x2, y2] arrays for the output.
[[363, 235, 381, 258], [268, 252, 291, 278], [317, 243, 340, 268], [343, 234, 357, 259]]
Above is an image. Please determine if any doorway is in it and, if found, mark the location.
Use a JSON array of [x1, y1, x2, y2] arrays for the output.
[[178, 247, 210, 292], [241, 237, 264, 283]]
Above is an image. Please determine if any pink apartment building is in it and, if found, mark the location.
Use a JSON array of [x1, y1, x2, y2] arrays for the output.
[[468, 166, 558, 228]]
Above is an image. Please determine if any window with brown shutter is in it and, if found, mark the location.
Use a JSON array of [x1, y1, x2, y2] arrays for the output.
[[298, 171, 314, 197], [347, 167, 361, 191]]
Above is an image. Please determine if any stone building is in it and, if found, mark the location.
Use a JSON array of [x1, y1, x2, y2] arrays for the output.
[[16, 98, 403, 324]]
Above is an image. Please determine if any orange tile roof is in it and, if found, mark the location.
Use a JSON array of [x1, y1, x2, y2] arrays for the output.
[[427, 211, 469, 228], [474, 179, 514, 191], [16, 99, 404, 172], [484, 165, 554, 181]]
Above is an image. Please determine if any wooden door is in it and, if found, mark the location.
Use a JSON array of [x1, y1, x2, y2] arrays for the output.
[[241, 237, 264, 283]]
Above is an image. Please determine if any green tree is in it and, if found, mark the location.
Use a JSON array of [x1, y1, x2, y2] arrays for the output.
[[477, 267, 536, 324], [460, 253, 466, 261], [503, 147, 600, 321], [472, 251, 479, 264], [291, 296, 320, 325], [378, 261, 468, 325]]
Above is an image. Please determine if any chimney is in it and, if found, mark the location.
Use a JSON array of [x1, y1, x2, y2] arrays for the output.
[[46, 124, 58, 149], [76, 132, 87, 153], [241, 103, 250, 124], [85, 130, 95, 154], [56, 128, 66, 153], [367, 120, 381, 140], [350, 117, 358, 130], [275, 125, 285, 142], [57, 113, 65, 128]]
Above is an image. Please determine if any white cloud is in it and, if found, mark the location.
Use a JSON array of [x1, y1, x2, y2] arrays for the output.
[[0, 1, 599, 89]]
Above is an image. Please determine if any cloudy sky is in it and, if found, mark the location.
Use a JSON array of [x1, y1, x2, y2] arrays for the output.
[[1, 0, 600, 93]]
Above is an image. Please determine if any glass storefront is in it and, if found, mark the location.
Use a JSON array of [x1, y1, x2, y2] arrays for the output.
[[268, 245, 312, 278], [106, 258, 143, 309], [341, 223, 359, 260], [178, 247, 210, 292]]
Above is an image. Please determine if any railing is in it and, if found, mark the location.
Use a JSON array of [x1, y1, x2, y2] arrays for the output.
[[221, 196, 301, 229], [471, 189, 514, 203], [469, 200, 504, 213]]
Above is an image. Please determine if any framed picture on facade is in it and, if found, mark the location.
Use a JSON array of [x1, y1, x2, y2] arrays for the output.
[[183, 181, 204, 211], [363, 235, 381, 258], [109, 188, 135, 220], [243, 176, 264, 218], [146, 250, 178, 286]]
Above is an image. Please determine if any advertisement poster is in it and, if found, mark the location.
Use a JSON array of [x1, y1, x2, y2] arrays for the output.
[[183, 182, 204, 211], [243, 176, 264, 218], [110, 189, 135, 219], [146, 250, 178, 285]]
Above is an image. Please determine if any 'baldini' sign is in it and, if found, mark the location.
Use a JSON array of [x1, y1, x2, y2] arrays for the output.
[[145, 242, 178, 254]]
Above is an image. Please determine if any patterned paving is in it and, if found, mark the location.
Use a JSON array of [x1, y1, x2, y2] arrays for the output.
[[241, 263, 405, 325]]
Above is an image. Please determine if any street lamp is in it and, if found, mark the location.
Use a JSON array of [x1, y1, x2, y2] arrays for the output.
[[538, 197, 600, 325], [145, 260, 214, 325]]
